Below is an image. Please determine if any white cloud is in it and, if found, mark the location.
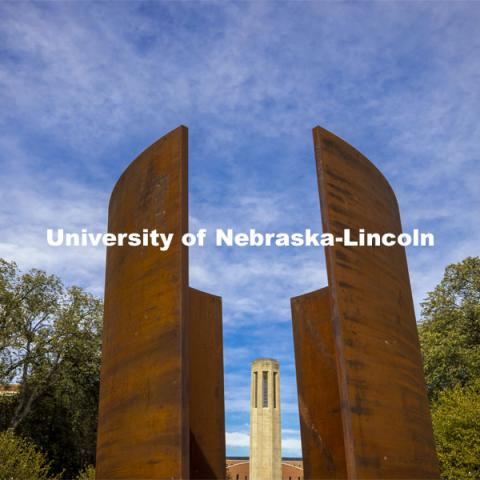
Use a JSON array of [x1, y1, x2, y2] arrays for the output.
[[282, 438, 302, 454], [226, 431, 249, 448], [226, 431, 302, 456]]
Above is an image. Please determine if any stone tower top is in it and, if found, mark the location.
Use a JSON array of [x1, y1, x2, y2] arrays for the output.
[[251, 358, 279, 368]]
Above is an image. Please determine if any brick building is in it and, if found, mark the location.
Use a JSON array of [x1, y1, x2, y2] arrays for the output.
[[226, 457, 303, 480]]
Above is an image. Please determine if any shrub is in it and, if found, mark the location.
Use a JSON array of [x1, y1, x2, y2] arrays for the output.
[[432, 381, 480, 479], [77, 465, 95, 480], [0, 429, 59, 480]]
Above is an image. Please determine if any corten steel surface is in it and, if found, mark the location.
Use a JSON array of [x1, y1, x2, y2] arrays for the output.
[[313, 126, 439, 478], [291, 288, 346, 479], [188, 287, 226, 479], [96, 127, 190, 479]]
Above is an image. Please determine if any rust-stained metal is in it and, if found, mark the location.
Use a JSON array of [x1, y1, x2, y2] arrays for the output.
[[188, 287, 226, 479], [292, 127, 439, 479], [291, 287, 347, 479], [96, 126, 189, 479], [317, 127, 438, 478], [96, 126, 225, 479]]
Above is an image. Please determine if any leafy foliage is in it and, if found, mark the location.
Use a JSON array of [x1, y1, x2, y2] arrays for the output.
[[0, 394, 17, 431], [431, 380, 480, 479], [0, 429, 59, 480], [419, 256, 480, 478], [76, 465, 96, 480], [0, 259, 102, 478], [419, 256, 480, 399]]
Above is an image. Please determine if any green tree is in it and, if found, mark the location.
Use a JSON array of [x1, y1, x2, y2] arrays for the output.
[[431, 380, 480, 479], [0, 429, 59, 480], [0, 259, 102, 478], [419, 256, 480, 399], [419, 257, 480, 478]]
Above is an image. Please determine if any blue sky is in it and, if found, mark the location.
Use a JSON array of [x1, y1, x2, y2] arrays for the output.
[[0, 1, 479, 457]]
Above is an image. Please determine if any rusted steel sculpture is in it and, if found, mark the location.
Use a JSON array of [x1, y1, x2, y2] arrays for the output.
[[291, 288, 346, 479], [188, 287, 225, 480], [96, 126, 225, 479], [292, 127, 439, 479]]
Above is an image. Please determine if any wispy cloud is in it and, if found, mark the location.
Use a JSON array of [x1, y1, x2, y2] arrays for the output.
[[226, 429, 302, 456]]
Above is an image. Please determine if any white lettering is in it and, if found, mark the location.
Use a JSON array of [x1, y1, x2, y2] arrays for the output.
[[47, 228, 64, 246]]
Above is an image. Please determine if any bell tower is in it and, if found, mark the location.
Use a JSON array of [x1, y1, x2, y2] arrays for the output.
[[249, 358, 282, 480]]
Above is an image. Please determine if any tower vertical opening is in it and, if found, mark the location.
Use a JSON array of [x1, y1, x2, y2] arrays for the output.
[[273, 372, 277, 408], [262, 371, 268, 407]]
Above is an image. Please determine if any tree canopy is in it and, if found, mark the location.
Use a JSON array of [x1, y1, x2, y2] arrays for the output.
[[419, 256, 480, 479], [419, 256, 480, 400], [0, 259, 102, 478]]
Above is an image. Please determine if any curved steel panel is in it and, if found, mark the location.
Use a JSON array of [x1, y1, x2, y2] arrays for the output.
[[291, 288, 346, 479], [96, 126, 189, 479], [188, 287, 226, 479], [313, 126, 439, 479]]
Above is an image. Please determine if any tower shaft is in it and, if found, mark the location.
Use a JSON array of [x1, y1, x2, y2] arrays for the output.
[[250, 358, 282, 480]]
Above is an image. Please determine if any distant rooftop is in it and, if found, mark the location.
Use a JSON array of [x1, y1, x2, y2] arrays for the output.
[[226, 457, 302, 461]]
